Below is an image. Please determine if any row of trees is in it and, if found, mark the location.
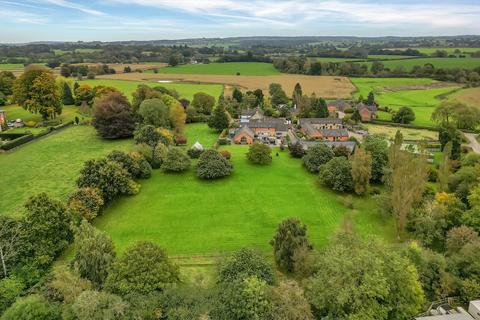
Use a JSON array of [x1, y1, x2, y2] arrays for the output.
[[273, 56, 480, 85], [1, 212, 427, 319]]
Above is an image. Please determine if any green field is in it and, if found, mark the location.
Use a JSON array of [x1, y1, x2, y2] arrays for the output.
[[2, 104, 83, 124], [0, 126, 131, 216], [154, 62, 281, 76], [183, 123, 220, 148], [81, 79, 223, 101], [0, 64, 24, 69], [308, 57, 361, 63], [351, 78, 460, 125], [363, 57, 480, 70], [95, 144, 394, 256], [413, 47, 480, 55], [367, 55, 416, 60]]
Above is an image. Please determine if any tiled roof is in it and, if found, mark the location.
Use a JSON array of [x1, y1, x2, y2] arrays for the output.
[[299, 118, 343, 125], [320, 129, 349, 137], [248, 119, 288, 131], [233, 126, 255, 139]]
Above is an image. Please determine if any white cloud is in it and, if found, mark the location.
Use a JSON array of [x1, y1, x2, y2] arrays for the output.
[[42, 0, 104, 16]]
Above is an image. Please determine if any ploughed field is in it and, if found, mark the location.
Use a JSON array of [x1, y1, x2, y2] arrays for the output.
[[99, 72, 356, 99], [95, 144, 394, 256]]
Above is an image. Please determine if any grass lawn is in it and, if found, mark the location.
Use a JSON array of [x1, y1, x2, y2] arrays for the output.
[[350, 78, 460, 125], [0, 64, 24, 69], [364, 124, 438, 140], [0, 126, 132, 216], [154, 62, 281, 76], [81, 79, 223, 101], [183, 123, 219, 148], [95, 145, 395, 256], [2, 104, 83, 124]]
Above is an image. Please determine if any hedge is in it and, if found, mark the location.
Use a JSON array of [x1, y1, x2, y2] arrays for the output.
[[0, 121, 73, 151], [369, 119, 439, 131]]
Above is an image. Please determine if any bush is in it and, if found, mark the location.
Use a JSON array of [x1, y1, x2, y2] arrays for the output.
[[77, 159, 139, 203], [247, 143, 272, 165], [161, 147, 191, 172], [220, 150, 231, 159], [318, 157, 354, 192], [106, 150, 152, 179], [0, 277, 25, 314], [68, 187, 104, 221], [392, 106, 416, 124], [2, 295, 61, 320], [25, 120, 36, 128], [197, 149, 233, 179], [187, 147, 204, 159], [289, 141, 305, 158], [175, 135, 187, 146], [217, 137, 231, 145], [302, 143, 334, 173]]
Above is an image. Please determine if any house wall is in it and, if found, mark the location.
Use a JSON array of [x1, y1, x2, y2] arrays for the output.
[[233, 132, 254, 144]]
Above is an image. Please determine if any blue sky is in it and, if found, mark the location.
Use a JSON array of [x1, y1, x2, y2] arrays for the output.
[[1, 0, 479, 43]]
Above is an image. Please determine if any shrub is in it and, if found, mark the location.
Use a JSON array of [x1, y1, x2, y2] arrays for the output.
[[247, 143, 272, 165], [319, 157, 354, 192], [289, 141, 305, 158], [220, 150, 231, 159], [187, 147, 204, 159], [137, 98, 170, 128], [2, 295, 61, 320], [218, 248, 275, 285], [106, 150, 152, 179], [175, 135, 187, 146], [0, 277, 25, 314], [197, 149, 233, 179], [92, 92, 135, 139], [68, 187, 104, 221], [302, 143, 334, 173], [392, 106, 416, 124], [161, 147, 191, 172], [77, 159, 139, 203]]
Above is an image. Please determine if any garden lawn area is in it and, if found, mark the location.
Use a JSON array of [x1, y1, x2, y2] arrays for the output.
[[81, 79, 223, 101], [183, 123, 219, 148], [2, 104, 82, 124], [155, 62, 281, 76], [350, 78, 460, 125], [0, 126, 132, 216], [95, 145, 395, 256]]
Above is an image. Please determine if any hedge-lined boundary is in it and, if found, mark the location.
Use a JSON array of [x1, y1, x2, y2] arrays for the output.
[[369, 119, 440, 131], [0, 121, 73, 151]]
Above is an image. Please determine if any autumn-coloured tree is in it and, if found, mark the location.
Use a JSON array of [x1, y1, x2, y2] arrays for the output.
[[92, 92, 135, 139], [13, 66, 62, 119], [169, 102, 186, 135], [391, 149, 428, 239], [351, 148, 372, 195]]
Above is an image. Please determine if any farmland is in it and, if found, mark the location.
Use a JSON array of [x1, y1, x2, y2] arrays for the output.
[[351, 78, 460, 125], [362, 57, 480, 70], [364, 124, 438, 140], [0, 126, 131, 216], [80, 79, 224, 100], [99, 72, 356, 99], [95, 144, 394, 256], [453, 87, 480, 109], [153, 62, 280, 76]]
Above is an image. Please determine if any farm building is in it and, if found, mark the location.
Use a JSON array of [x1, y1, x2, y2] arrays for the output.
[[356, 103, 378, 122], [231, 117, 289, 145], [298, 118, 348, 141]]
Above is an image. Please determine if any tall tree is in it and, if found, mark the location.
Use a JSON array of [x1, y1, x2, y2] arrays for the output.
[[13, 67, 62, 119], [0, 216, 21, 278], [73, 221, 116, 288], [169, 102, 186, 135], [138, 98, 170, 128], [92, 92, 135, 139], [22, 193, 72, 267], [208, 103, 231, 132], [192, 92, 215, 115], [61, 81, 74, 105], [105, 241, 179, 296], [391, 149, 428, 239], [306, 233, 424, 320], [438, 142, 452, 192], [269, 83, 289, 107], [351, 148, 372, 195], [232, 87, 243, 103], [270, 218, 312, 274], [363, 134, 389, 182], [366, 91, 375, 105]]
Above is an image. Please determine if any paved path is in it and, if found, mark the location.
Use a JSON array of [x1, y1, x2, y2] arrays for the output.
[[464, 132, 480, 153]]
